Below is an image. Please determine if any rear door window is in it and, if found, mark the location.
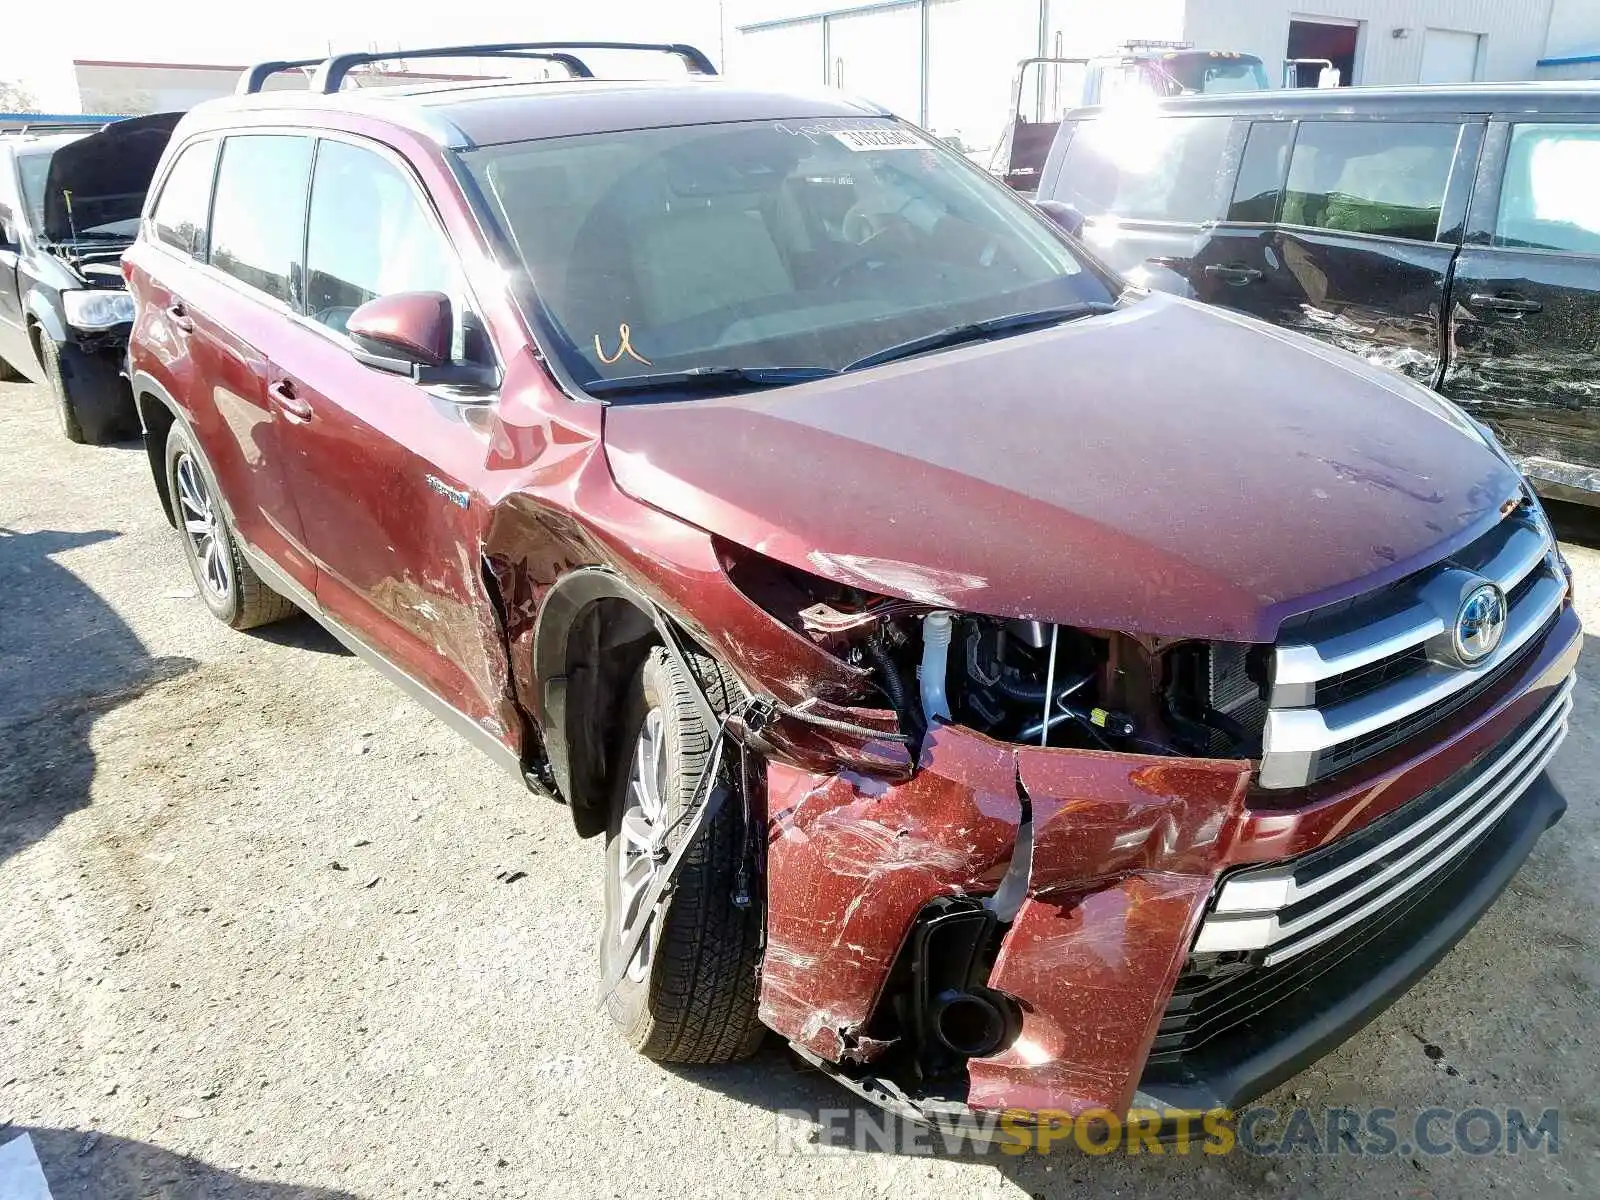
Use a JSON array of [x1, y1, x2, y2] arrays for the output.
[[150, 139, 217, 258], [1050, 114, 1233, 222], [208, 134, 314, 305], [1281, 120, 1462, 242], [1494, 123, 1600, 255]]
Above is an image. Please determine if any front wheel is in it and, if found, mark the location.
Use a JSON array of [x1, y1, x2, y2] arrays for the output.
[[164, 423, 295, 630], [39, 335, 135, 444], [600, 646, 765, 1064]]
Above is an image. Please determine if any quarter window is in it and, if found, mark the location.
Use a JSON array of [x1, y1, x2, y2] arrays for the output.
[[208, 135, 314, 304], [1228, 121, 1293, 223], [1281, 120, 1461, 242], [150, 139, 217, 258], [1495, 123, 1600, 255], [1050, 114, 1233, 223], [304, 139, 471, 356]]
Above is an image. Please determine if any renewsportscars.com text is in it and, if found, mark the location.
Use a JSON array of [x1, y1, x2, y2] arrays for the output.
[[775, 1105, 1560, 1157]]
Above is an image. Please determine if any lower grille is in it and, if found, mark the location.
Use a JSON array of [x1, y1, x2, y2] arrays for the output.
[[1149, 691, 1569, 1071], [1194, 676, 1572, 964]]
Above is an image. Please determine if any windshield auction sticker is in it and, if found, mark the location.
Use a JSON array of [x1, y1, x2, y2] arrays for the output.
[[829, 127, 927, 152]]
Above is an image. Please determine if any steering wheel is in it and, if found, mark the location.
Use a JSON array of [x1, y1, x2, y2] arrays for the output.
[[823, 229, 897, 291]]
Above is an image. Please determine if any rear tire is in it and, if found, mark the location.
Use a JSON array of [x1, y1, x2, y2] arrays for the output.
[[39, 334, 135, 444], [165, 422, 295, 631], [600, 646, 765, 1064]]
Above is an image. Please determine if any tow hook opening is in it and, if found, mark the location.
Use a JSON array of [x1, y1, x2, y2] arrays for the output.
[[879, 896, 1022, 1083], [930, 989, 1012, 1059]]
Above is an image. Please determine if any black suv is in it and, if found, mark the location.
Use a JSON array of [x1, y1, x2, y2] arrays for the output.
[[1036, 83, 1600, 504], [0, 113, 178, 441]]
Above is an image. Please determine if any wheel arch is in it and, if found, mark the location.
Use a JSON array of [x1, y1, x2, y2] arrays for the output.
[[23, 289, 66, 355], [533, 568, 671, 838], [130, 371, 184, 527]]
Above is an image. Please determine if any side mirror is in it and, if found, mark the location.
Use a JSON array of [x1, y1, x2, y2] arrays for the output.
[[1033, 199, 1086, 238], [345, 291, 495, 387], [347, 291, 453, 371]]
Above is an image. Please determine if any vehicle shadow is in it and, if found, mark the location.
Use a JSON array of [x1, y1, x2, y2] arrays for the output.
[[2, 1128, 357, 1199], [1547, 498, 1600, 549], [0, 527, 195, 867], [251, 611, 352, 657]]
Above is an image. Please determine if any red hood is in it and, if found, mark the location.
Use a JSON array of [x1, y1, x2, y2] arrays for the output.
[[603, 295, 1520, 642]]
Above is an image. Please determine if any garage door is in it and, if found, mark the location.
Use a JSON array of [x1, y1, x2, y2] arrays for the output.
[[1420, 29, 1482, 83]]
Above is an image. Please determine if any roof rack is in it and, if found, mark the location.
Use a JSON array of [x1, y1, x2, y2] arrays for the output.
[[233, 40, 717, 96], [237, 58, 325, 95], [237, 49, 609, 95]]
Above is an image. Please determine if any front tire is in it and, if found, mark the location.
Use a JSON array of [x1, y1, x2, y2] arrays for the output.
[[165, 423, 295, 631], [600, 646, 764, 1064], [39, 334, 135, 444]]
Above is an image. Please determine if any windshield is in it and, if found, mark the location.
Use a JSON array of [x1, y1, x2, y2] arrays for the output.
[[1159, 53, 1269, 94], [461, 117, 1113, 393], [17, 150, 52, 232]]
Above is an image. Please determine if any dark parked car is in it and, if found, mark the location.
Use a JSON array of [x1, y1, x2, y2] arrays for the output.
[[1036, 83, 1600, 504], [0, 113, 179, 441], [123, 43, 1579, 1135]]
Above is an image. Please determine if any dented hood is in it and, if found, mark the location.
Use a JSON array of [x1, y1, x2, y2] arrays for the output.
[[42, 112, 181, 242], [603, 294, 1519, 642]]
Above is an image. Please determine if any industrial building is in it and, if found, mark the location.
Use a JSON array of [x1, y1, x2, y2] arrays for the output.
[[724, 0, 1600, 153]]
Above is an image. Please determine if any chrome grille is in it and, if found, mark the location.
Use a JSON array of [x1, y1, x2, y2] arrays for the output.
[[1195, 675, 1573, 965], [1260, 503, 1566, 788]]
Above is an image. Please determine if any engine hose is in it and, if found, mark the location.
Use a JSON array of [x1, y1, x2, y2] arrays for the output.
[[865, 638, 924, 741], [990, 670, 1047, 703]]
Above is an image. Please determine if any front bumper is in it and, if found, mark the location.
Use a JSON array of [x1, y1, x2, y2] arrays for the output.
[[760, 604, 1581, 1122]]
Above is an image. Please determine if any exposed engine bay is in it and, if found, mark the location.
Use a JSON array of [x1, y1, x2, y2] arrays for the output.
[[724, 537, 1271, 759]]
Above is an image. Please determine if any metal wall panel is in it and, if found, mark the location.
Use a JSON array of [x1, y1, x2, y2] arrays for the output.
[[1185, 0, 1558, 84]]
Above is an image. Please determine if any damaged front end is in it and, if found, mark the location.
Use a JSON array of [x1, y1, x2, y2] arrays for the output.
[[712, 529, 1579, 1130], [718, 540, 1260, 1123]]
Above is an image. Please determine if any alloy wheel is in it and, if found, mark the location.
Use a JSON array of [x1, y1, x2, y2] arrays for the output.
[[175, 453, 232, 600], [615, 707, 669, 983]]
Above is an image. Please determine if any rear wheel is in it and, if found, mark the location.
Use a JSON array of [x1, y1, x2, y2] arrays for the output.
[[600, 646, 764, 1064], [165, 423, 295, 630]]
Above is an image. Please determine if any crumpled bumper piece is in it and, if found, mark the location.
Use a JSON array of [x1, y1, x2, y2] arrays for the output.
[[760, 726, 1022, 1061], [962, 876, 1214, 1115], [963, 751, 1252, 1115]]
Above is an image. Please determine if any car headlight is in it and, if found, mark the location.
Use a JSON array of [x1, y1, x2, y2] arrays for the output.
[[62, 289, 135, 331]]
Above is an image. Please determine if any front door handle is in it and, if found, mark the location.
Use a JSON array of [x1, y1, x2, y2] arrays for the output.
[[166, 303, 194, 333], [268, 379, 314, 423], [1469, 293, 1543, 315], [1204, 264, 1264, 285]]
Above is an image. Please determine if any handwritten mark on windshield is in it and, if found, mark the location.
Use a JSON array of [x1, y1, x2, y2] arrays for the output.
[[595, 323, 652, 368]]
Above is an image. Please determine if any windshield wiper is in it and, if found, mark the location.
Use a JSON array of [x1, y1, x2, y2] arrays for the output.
[[585, 365, 839, 399], [843, 301, 1120, 374]]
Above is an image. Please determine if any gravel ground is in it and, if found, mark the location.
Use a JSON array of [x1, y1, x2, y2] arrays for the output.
[[1, 376, 1597, 1199]]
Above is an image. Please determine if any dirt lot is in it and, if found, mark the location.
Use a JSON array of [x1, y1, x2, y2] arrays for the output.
[[1, 376, 1597, 1199]]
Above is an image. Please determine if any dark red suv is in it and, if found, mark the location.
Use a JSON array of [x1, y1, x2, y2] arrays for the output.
[[123, 41, 1581, 1133]]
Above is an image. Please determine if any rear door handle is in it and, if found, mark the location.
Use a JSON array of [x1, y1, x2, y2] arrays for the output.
[[1469, 293, 1543, 315], [268, 380, 314, 423], [1204, 264, 1264, 285], [165, 303, 194, 333]]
